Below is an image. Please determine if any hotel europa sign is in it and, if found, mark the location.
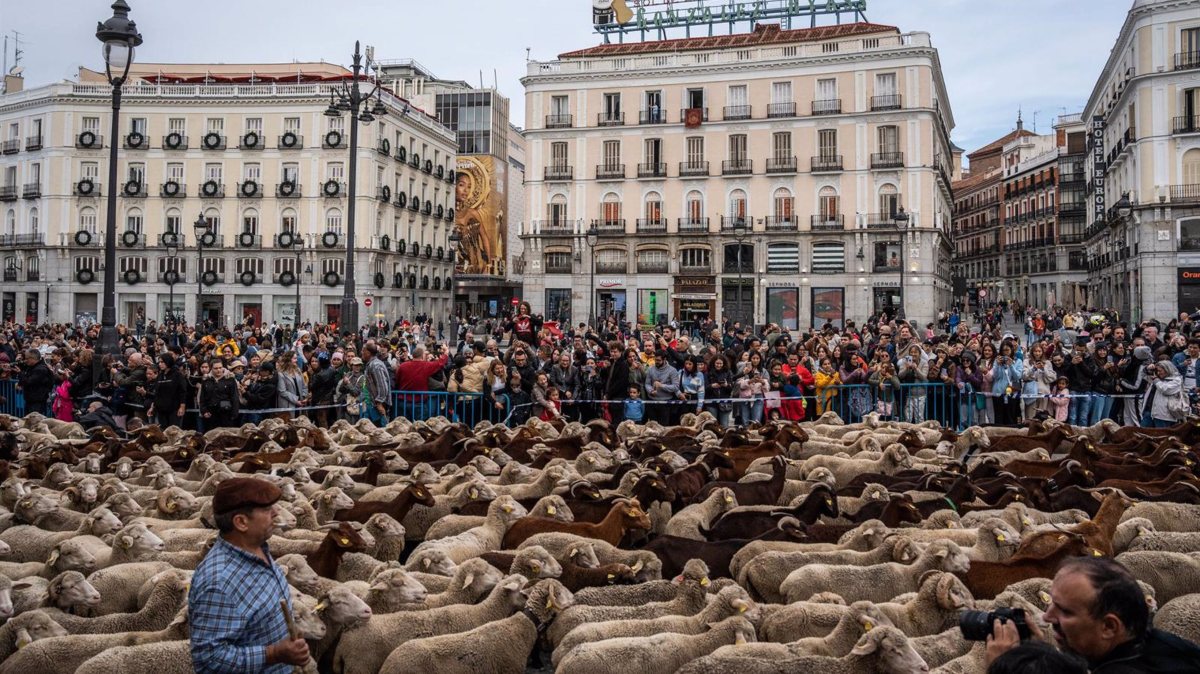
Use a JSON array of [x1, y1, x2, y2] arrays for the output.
[[592, 0, 869, 40]]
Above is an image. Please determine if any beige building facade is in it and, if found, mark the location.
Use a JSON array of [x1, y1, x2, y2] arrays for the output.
[[0, 62, 458, 327], [1083, 0, 1200, 321], [519, 22, 955, 330]]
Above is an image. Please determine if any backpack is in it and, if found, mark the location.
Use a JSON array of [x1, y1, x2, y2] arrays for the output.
[[1167, 386, 1191, 419]]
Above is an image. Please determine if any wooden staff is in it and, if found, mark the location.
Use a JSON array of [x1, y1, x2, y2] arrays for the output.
[[279, 598, 304, 673]]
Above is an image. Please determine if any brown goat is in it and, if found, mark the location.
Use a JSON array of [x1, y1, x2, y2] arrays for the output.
[[305, 521, 369, 578], [501, 500, 652, 549], [963, 534, 1098, 599], [332, 481, 435, 524], [1014, 491, 1133, 557]]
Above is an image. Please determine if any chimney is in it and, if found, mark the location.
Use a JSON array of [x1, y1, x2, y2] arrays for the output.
[[1016, 109, 1023, 132], [2, 75, 22, 94]]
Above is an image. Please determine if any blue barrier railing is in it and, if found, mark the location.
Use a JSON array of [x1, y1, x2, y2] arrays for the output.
[[815, 382, 976, 429], [0, 379, 26, 417], [389, 390, 510, 426]]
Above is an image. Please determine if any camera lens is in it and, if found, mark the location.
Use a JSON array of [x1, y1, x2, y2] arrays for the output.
[[958, 610, 996, 641]]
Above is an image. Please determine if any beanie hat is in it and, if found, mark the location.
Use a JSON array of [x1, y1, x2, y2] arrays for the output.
[[1133, 346, 1152, 361]]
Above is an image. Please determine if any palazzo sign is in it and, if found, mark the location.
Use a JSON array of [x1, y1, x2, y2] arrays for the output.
[[592, 0, 868, 40]]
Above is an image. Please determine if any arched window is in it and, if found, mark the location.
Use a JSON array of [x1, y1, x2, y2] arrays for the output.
[[723, 243, 752, 273], [203, 207, 221, 234], [812, 241, 846, 273], [125, 208, 143, 234], [326, 208, 343, 235], [28, 208, 38, 236], [1184, 148, 1200, 187], [685, 190, 704, 222], [772, 187, 794, 223], [601, 193, 621, 226], [242, 208, 259, 235], [164, 208, 181, 236], [767, 242, 799, 273], [548, 194, 568, 227], [281, 208, 298, 234], [877, 184, 899, 217], [728, 189, 747, 219], [817, 187, 841, 228], [644, 191, 662, 224], [5, 209, 14, 235], [79, 207, 97, 234]]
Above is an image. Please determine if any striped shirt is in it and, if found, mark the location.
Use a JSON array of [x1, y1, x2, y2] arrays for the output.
[[189, 535, 292, 673]]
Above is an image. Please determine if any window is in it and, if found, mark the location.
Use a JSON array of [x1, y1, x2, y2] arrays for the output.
[[644, 138, 662, 165], [28, 208, 38, 235], [548, 195, 568, 225], [878, 125, 899, 154], [203, 208, 221, 234], [875, 72, 896, 97], [159, 256, 186, 275], [242, 209, 259, 235], [772, 132, 792, 160], [281, 209, 297, 234], [167, 118, 185, 134], [273, 257, 296, 276], [128, 163, 145, 184], [167, 163, 184, 181], [686, 88, 705, 109], [686, 137, 704, 163], [767, 243, 800, 273], [4, 210, 12, 235], [812, 242, 846, 273], [879, 184, 900, 217], [328, 163, 345, 180], [771, 81, 792, 104], [602, 140, 620, 168], [728, 189, 747, 219], [817, 78, 837, 101], [79, 207, 97, 234], [125, 209, 143, 234], [119, 256, 147, 275], [206, 118, 224, 133], [1184, 148, 1200, 186], [644, 90, 663, 121], [243, 163, 261, 182], [29, 163, 40, 184], [321, 258, 345, 276], [326, 209, 343, 235], [544, 251, 572, 273], [283, 117, 300, 132], [550, 142, 568, 169], [1184, 27, 1200, 55], [282, 163, 299, 183], [686, 191, 704, 221], [727, 84, 748, 114], [75, 255, 100, 272], [82, 117, 100, 133], [328, 117, 345, 133], [245, 117, 263, 133], [204, 163, 222, 181], [81, 162, 99, 180], [723, 243, 753, 273], [1181, 218, 1200, 251], [595, 248, 627, 273], [680, 248, 710, 269], [603, 92, 621, 116], [819, 187, 840, 217], [729, 135, 747, 161], [637, 249, 668, 273], [818, 129, 838, 158], [601, 193, 621, 224], [644, 192, 662, 222], [551, 95, 569, 117], [130, 117, 147, 134], [546, 288, 572, 322], [236, 258, 264, 276], [165, 209, 181, 235], [773, 188, 794, 221]]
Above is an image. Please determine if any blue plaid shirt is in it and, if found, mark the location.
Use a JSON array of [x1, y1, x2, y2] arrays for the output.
[[189, 535, 292, 673]]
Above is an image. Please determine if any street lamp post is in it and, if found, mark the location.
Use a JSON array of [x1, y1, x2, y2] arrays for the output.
[[585, 223, 599, 327], [448, 230, 462, 321], [732, 219, 748, 326], [193, 214, 207, 328], [165, 233, 177, 346], [324, 41, 387, 333], [894, 207, 910, 321], [294, 243, 302, 329], [94, 0, 142, 384]]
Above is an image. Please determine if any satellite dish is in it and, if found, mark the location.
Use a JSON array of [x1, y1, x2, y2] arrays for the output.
[[8, 66, 24, 76]]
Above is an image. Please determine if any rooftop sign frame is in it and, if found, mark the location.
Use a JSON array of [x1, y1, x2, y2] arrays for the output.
[[593, 0, 869, 42]]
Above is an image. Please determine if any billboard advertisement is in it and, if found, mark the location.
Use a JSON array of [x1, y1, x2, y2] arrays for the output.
[[455, 155, 507, 277]]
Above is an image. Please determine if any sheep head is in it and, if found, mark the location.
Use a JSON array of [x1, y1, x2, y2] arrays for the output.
[[365, 513, 406, 542], [155, 486, 198, 518], [926, 541, 971, 575], [316, 585, 372, 626], [15, 492, 58, 523], [113, 522, 165, 559], [415, 548, 458, 577], [454, 557, 503, 595], [848, 599, 894, 635], [47, 539, 98, 573], [524, 578, 573, 624], [675, 558, 711, 588], [315, 487, 355, 514], [514, 545, 562, 580], [9, 610, 68, 649], [565, 542, 600, 569], [707, 585, 760, 625], [486, 495, 527, 527], [492, 573, 531, 610], [291, 596, 328, 640], [47, 571, 102, 612], [849, 625, 927, 672], [368, 568, 428, 605], [277, 554, 323, 596], [532, 495, 573, 522], [319, 521, 368, 553]]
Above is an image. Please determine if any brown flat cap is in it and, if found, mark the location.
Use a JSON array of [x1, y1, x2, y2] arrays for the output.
[[213, 477, 281, 516]]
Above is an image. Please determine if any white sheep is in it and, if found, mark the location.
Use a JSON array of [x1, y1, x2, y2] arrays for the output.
[[0, 605, 188, 674], [1154, 593, 1200, 644], [739, 536, 923, 603], [405, 495, 527, 568], [678, 624, 927, 674], [709, 600, 885, 660], [1120, 502, 1200, 533], [555, 615, 757, 674], [424, 493, 571, 541], [664, 488, 738, 540], [780, 541, 971, 604], [83, 561, 175, 614], [801, 445, 914, 484], [0, 506, 122, 563], [1115, 551, 1200, 605]]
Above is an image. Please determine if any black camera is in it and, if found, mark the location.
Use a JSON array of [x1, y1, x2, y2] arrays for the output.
[[959, 608, 1031, 642]]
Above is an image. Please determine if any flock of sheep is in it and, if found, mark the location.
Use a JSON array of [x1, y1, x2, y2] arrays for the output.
[[0, 409, 1198, 673]]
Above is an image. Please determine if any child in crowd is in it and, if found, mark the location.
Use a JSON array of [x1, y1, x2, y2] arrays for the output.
[[539, 386, 562, 421], [814, 357, 841, 415], [871, 362, 902, 420], [623, 385, 645, 423], [1049, 376, 1071, 421]]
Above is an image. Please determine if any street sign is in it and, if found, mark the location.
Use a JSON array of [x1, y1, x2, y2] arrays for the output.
[[511, 297, 520, 306], [364, 298, 373, 307], [978, 289, 987, 299]]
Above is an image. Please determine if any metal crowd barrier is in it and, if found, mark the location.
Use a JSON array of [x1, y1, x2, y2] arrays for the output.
[[389, 390, 510, 426], [0, 379, 26, 417], [816, 382, 976, 429]]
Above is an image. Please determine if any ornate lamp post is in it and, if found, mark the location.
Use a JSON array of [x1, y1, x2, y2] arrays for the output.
[[448, 229, 462, 320], [94, 0, 142, 382], [894, 207, 910, 321], [585, 223, 599, 326], [294, 244, 303, 329], [732, 219, 748, 325], [193, 213, 207, 328], [323, 41, 387, 332]]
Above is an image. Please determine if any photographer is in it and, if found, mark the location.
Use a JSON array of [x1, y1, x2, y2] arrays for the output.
[[199, 360, 240, 429], [147, 353, 189, 429], [983, 557, 1200, 672], [16, 349, 54, 417]]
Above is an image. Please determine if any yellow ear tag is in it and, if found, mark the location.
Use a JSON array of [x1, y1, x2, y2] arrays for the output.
[[996, 534, 1006, 543], [545, 598, 554, 609], [546, 506, 556, 515], [1039, 591, 1051, 604], [315, 600, 327, 611], [825, 499, 833, 506], [339, 537, 351, 545], [863, 621, 874, 631], [700, 577, 710, 587], [1092, 549, 1104, 557], [469, 488, 478, 499], [738, 605, 747, 613], [606, 573, 615, 580], [724, 496, 733, 504]]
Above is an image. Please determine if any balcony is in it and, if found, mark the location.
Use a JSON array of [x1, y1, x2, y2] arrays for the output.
[[637, 162, 667, 178], [764, 216, 798, 232], [677, 217, 710, 234], [811, 155, 844, 172], [595, 219, 626, 234], [766, 156, 797, 174], [0, 185, 18, 201], [235, 233, 263, 249], [24, 136, 42, 151], [545, 113, 573, 128], [720, 216, 751, 231], [533, 220, 575, 236], [767, 102, 796, 118], [678, 161, 709, 177], [162, 134, 188, 150], [866, 213, 903, 229], [636, 218, 667, 234], [811, 214, 845, 230], [596, 164, 626, 180], [160, 232, 186, 247], [123, 132, 148, 150], [679, 107, 709, 123], [25, 270, 39, 282], [0, 234, 44, 246], [639, 109, 668, 125], [277, 183, 301, 198], [1171, 184, 1200, 204], [278, 133, 303, 149], [198, 182, 226, 199], [74, 181, 101, 197], [596, 261, 627, 273], [723, 105, 752, 121], [1059, 173, 1085, 186], [637, 260, 669, 273], [2, 270, 15, 282], [679, 263, 711, 274], [1174, 50, 1200, 71], [76, 132, 103, 149], [870, 152, 904, 169], [21, 183, 41, 199], [722, 159, 753, 175], [1172, 115, 1200, 134], [237, 181, 263, 199], [723, 258, 753, 274], [597, 112, 625, 126], [544, 166, 574, 181], [121, 233, 147, 247], [545, 262, 573, 274], [240, 132, 265, 150], [160, 182, 187, 198], [200, 133, 227, 151], [812, 99, 842, 116], [1058, 233, 1086, 245], [870, 94, 902, 111], [1, 139, 18, 154]]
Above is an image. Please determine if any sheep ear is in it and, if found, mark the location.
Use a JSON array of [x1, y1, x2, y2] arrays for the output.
[[119, 535, 134, 549], [460, 572, 475, 589], [851, 634, 880, 656], [421, 557, 432, 569], [47, 549, 60, 566], [994, 529, 1008, 543], [568, 548, 578, 558]]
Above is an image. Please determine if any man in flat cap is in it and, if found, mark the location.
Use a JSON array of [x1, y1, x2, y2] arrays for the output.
[[189, 477, 309, 672]]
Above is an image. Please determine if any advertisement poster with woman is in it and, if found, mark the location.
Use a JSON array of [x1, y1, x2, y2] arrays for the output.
[[454, 156, 507, 277]]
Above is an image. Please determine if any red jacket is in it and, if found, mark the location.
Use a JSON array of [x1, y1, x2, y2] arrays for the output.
[[394, 354, 448, 393]]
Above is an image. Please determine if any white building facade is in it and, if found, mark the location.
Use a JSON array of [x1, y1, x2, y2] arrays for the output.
[[519, 22, 955, 330], [0, 63, 458, 327]]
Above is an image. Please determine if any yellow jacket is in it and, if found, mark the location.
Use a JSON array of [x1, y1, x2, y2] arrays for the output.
[[814, 369, 842, 414]]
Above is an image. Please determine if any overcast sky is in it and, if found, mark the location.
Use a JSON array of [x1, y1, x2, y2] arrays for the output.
[[2, 0, 1132, 154]]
